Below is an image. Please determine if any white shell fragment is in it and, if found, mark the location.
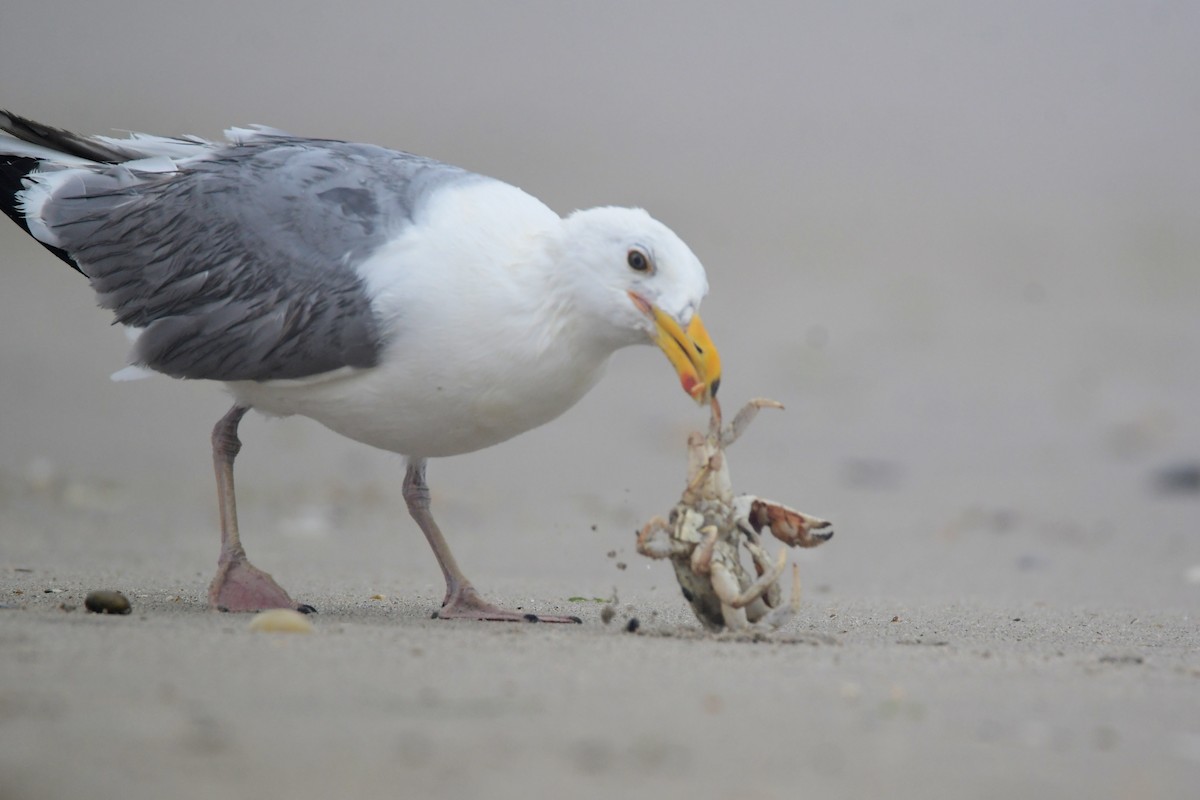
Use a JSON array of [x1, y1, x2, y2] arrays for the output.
[[247, 608, 314, 634]]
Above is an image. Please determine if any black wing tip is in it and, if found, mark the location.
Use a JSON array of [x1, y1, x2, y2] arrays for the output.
[[0, 152, 85, 274], [0, 153, 36, 230], [1, 109, 129, 164], [0, 109, 27, 137]]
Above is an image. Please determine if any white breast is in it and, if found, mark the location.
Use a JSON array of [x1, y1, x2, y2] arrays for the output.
[[226, 180, 613, 458]]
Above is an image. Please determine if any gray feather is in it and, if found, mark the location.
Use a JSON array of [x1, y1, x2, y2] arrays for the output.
[[34, 136, 480, 381]]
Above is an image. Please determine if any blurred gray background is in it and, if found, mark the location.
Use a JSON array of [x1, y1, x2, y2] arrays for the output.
[[2, 1, 1197, 610]]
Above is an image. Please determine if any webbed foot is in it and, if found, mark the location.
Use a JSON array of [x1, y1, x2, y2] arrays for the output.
[[433, 584, 582, 624], [209, 557, 306, 613]]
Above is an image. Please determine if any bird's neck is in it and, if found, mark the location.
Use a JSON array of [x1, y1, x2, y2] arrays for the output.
[[526, 228, 641, 362]]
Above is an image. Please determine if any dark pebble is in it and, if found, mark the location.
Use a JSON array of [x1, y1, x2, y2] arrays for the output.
[[625, 617, 640, 633], [84, 590, 132, 615]]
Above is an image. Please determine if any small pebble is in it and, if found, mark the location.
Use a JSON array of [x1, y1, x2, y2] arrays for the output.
[[85, 590, 132, 615], [625, 617, 640, 633], [600, 605, 616, 625], [247, 608, 314, 634], [370, 593, 387, 601]]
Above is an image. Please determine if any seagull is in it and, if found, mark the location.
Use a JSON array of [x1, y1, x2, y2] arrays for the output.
[[0, 111, 721, 622]]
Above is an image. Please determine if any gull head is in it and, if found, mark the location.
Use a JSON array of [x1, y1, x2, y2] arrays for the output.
[[552, 206, 720, 404]]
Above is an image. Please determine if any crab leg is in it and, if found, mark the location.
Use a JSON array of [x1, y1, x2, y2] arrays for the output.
[[744, 540, 783, 610], [710, 562, 751, 631], [636, 516, 692, 560], [762, 564, 803, 629], [689, 525, 720, 575], [682, 444, 722, 506], [727, 546, 788, 610], [720, 398, 784, 448], [707, 395, 724, 437]]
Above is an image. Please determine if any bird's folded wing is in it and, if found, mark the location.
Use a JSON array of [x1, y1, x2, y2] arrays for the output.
[[8, 121, 481, 382]]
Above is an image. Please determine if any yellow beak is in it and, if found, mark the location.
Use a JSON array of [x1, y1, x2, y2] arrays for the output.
[[629, 291, 722, 404]]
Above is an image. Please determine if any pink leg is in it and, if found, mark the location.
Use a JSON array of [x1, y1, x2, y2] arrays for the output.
[[207, 406, 310, 613], [403, 459, 580, 623]]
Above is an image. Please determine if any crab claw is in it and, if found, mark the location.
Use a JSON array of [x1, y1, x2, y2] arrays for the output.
[[744, 498, 833, 548]]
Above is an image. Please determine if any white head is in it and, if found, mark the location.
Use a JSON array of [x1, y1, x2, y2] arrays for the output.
[[549, 206, 721, 403]]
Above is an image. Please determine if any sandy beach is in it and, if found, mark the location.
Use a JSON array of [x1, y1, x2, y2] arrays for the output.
[[2, 4, 1198, 799]]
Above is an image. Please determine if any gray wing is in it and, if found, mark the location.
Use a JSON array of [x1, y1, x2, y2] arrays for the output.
[[39, 137, 479, 381]]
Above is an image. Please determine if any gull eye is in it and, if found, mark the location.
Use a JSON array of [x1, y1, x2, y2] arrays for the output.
[[627, 248, 651, 273]]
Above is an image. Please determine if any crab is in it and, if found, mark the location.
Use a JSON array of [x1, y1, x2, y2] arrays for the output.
[[636, 398, 833, 631]]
